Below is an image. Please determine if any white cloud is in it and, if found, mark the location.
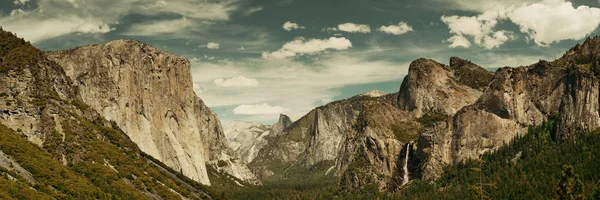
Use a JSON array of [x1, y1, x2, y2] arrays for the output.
[[429, 0, 539, 12], [441, 0, 600, 48], [507, 0, 600, 46], [262, 37, 352, 59], [283, 21, 305, 31], [190, 57, 202, 62], [214, 76, 259, 87], [327, 23, 371, 33], [191, 53, 408, 122], [0, 0, 241, 42], [233, 103, 288, 115], [244, 6, 264, 16], [201, 42, 220, 49], [441, 9, 514, 49], [378, 22, 414, 35], [447, 35, 471, 48], [193, 82, 206, 94], [237, 46, 245, 50], [0, 16, 115, 43]]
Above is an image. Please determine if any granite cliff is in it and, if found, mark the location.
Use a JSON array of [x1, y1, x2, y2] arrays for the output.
[[249, 37, 600, 191], [46, 40, 257, 185], [224, 114, 293, 164], [0, 28, 211, 199], [418, 38, 600, 181]]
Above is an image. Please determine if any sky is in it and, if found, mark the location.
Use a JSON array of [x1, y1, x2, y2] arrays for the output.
[[2, 0, 600, 124]]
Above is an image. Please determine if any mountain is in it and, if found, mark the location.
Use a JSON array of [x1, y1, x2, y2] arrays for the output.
[[416, 37, 600, 181], [224, 114, 293, 164], [0, 28, 211, 199], [249, 93, 409, 189], [398, 57, 493, 117], [46, 39, 258, 185], [247, 38, 600, 192]]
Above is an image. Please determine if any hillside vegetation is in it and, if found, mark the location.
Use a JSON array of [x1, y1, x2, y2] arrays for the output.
[[222, 120, 600, 199]]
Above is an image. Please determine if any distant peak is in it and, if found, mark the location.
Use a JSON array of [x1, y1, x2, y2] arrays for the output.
[[360, 90, 386, 98], [271, 114, 293, 135], [225, 120, 263, 127]]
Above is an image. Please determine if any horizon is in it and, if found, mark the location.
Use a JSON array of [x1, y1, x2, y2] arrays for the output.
[[2, 0, 600, 124]]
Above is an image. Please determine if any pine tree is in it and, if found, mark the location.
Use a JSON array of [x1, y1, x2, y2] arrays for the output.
[[557, 165, 585, 200]]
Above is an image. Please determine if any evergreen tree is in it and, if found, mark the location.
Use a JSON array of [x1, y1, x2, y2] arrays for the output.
[[557, 165, 585, 200]]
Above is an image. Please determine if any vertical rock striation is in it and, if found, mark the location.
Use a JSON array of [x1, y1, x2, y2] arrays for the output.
[[46, 40, 257, 185]]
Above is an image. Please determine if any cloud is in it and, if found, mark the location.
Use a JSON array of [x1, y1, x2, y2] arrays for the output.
[[262, 37, 352, 59], [0, 0, 241, 42], [428, 0, 539, 12], [214, 76, 259, 87], [201, 42, 221, 49], [237, 46, 245, 50], [191, 52, 408, 123], [327, 23, 371, 33], [441, 9, 514, 49], [378, 22, 414, 35], [507, 0, 600, 46], [233, 103, 288, 115], [441, 0, 600, 48], [190, 57, 202, 62], [283, 21, 305, 31], [121, 17, 191, 36], [244, 6, 264, 16], [446, 35, 471, 48]]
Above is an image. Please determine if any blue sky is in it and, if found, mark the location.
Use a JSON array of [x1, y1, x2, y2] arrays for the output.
[[2, 0, 600, 124]]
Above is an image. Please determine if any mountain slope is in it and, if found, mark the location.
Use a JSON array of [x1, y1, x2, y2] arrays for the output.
[[419, 38, 600, 181], [248, 57, 509, 191], [0, 28, 210, 199], [46, 40, 257, 185], [224, 114, 292, 164]]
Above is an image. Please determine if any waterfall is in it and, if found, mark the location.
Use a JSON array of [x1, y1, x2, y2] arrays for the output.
[[402, 143, 410, 186]]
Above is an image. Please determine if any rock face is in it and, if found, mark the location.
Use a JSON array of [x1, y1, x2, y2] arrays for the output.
[[224, 114, 292, 164], [398, 57, 493, 117], [417, 39, 600, 181], [46, 40, 257, 185], [360, 90, 386, 98], [249, 57, 497, 190], [250, 93, 419, 190], [0, 29, 209, 199]]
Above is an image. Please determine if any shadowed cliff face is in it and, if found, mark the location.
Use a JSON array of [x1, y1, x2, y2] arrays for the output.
[[46, 40, 258, 185]]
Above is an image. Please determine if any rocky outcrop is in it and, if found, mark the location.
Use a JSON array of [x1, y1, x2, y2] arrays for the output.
[[250, 93, 419, 190], [398, 57, 493, 118], [224, 114, 292, 164], [360, 90, 386, 98], [270, 114, 293, 137], [46, 40, 257, 185], [417, 39, 600, 181], [0, 29, 210, 199]]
